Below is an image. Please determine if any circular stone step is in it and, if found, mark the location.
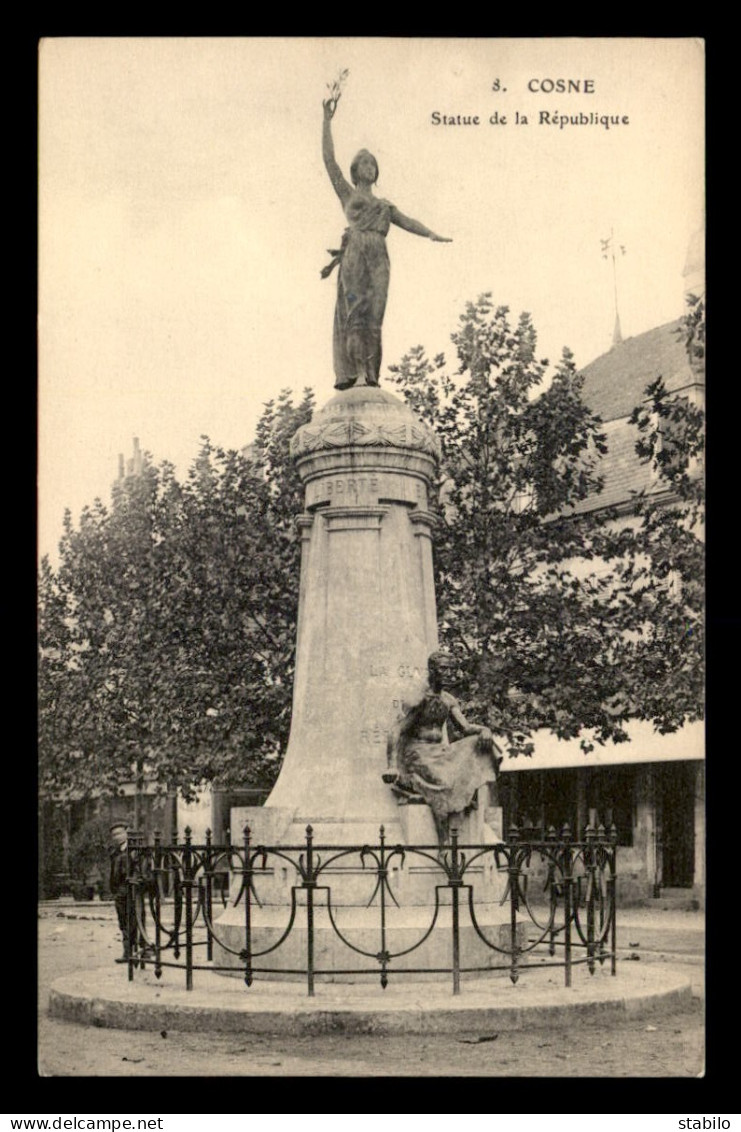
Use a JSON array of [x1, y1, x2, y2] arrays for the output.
[[49, 963, 692, 1035]]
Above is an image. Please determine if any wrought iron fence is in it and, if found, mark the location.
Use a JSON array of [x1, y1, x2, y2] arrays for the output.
[[121, 822, 617, 996]]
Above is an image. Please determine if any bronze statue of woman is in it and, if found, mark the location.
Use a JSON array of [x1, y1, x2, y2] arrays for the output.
[[321, 90, 451, 391], [383, 651, 502, 845]]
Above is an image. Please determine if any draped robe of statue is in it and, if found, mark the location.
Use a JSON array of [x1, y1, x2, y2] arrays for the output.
[[389, 686, 502, 834], [326, 192, 392, 389], [321, 95, 451, 391]]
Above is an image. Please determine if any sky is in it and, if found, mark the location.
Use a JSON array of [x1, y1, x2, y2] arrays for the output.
[[38, 36, 705, 562]]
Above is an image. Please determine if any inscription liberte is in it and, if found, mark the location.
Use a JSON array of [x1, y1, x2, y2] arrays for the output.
[[325, 476, 379, 497], [318, 477, 425, 499]]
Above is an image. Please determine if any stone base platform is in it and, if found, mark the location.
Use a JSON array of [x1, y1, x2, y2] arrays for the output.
[[212, 901, 527, 980], [48, 963, 692, 1035]]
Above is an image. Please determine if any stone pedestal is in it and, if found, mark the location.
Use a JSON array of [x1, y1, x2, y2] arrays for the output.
[[268, 386, 442, 846], [214, 387, 518, 978]]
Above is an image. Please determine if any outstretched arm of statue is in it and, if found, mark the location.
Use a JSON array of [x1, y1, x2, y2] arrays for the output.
[[322, 100, 352, 207], [448, 700, 497, 754], [389, 205, 452, 241]]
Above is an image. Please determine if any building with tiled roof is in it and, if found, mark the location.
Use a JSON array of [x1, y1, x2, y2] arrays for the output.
[[581, 319, 697, 423], [500, 261, 705, 907], [567, 319, 705, 517]]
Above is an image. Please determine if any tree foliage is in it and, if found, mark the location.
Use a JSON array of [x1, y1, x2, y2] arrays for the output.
[[39, 291, 704, 799], [67, 815, 111, 891], [681, 292, 705, 370], [38, 389, 314, 802], [389, 294, 704, 755], [623, 371, 705, 731]]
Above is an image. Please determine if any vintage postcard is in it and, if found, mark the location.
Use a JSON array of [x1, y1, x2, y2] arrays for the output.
[[38, 37, 704, 1082]]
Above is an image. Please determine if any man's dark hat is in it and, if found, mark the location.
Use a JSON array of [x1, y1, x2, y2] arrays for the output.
[[109, 821, 128, 832]]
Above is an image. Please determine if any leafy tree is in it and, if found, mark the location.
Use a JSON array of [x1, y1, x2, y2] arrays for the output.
[[621, 372, 704, 732], [681, 292, 705, 371], [40, 290, 704, 805], [38, 389, 314, 805], [589, 295, 704, 735], [388, 294, 704, 756], [67, 815, 111, 895]]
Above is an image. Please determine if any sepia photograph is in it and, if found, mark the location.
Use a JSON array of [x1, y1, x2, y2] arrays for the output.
[[37, 36, 705, 1080]]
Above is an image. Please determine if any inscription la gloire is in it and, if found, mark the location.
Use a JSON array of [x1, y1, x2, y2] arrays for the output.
[[369, 662, 424, 679]]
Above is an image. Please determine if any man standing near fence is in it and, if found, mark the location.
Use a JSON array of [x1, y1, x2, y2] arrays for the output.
[[109, 820, 136, 959]]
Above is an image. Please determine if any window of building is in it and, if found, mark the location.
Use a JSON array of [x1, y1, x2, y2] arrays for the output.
[[502, 766, 633, 845], [504, 769, 578, 837], [585, 765, 635, 847]]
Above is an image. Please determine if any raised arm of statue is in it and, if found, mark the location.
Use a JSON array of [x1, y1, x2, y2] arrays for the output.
[[320, 73, 452, 392], [322, 100, 352, 208]]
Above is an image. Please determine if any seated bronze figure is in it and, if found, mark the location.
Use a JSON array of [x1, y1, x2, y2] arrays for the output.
[[383, 651, 502, 844]]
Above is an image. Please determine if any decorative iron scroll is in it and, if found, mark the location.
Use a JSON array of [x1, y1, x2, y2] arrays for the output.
[[120, 822, 618, 997]]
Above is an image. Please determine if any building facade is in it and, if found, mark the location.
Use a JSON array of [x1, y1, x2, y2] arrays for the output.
[[499, 309, 705, 907]]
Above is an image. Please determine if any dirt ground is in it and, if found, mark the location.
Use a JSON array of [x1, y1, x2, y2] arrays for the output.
[[37, 910, 704, 1077]]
